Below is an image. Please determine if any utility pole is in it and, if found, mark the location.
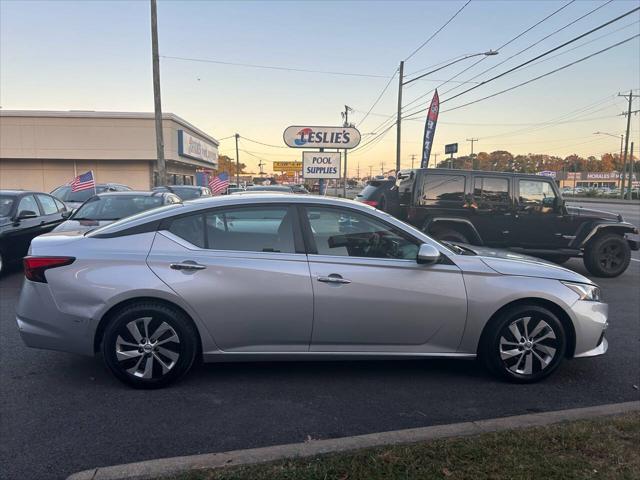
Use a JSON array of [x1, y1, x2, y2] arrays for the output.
[[369, 165, 373, 178], [394, 50, 498, 176], [357, 162, 360, 181], [410, 154, 416, 169], [628, 142, 635, 200], [618, 90, 638, 199], [433, 152, 439, 167], [342, 105, 352, 198], [150, 0, 166, 186], [381, 160, 385, 176], [258, 159, 265, 177], [235, 133, 240, 187], [395, 61, 404, 174], [466, 138, 478, 156]]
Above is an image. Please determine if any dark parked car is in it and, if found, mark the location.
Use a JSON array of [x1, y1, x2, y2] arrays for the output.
[[0, 190, 68, 274], [241, 185, 294, 193], [290, 184, 310, 194], [51, 183, 132, 210], [152, 185, 212, 200], [392, 168, 639, 277], [53, 191, 181, 233], [355, 178, 396, 211]]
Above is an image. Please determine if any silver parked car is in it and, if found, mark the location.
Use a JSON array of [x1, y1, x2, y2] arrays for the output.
[[16, 195, 608, 388]]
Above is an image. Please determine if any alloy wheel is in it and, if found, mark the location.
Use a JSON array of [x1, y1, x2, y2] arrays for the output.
[[115, 316, 181, 379], [498, 316, 558, 376], [597, 242, 624, 272]]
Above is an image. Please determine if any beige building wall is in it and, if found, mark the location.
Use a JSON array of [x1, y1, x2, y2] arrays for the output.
[[0, 111, 219, 192], [0, 159, 151, 191]]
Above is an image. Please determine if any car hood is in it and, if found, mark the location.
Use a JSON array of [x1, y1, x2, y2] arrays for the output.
[[453, 244, 594, 284], [52, 219, 115, 233], [566, 205, 621, 222]]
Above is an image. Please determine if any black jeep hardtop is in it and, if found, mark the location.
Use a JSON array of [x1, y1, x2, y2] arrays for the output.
[[390, 168, 638, 277]]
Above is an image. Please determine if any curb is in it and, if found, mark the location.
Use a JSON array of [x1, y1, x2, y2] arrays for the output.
[[67, 401, 640, 480], [567, 198, 640, 206]]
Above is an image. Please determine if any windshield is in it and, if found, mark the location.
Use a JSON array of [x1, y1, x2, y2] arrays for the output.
[[51, 185, 108, 202], [171, 187, 204, 200], [357, 183, 386, 199], [86, 203, 184, 237], [246, 185, 292, 192], [0, 196, 14, 217], [72, 195, 165, 221]]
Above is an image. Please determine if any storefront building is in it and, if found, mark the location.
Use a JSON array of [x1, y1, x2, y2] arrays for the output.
[[0, 110, 218, 192], [550, 171, 637, 189]]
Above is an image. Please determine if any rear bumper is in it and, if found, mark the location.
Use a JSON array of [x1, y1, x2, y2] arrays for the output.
[[15, 279, 95, 356]]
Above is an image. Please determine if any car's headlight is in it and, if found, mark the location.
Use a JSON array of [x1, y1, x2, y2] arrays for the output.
[[562, 281, 602, 302]]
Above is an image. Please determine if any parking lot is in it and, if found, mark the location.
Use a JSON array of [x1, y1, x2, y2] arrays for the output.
[[0, 202, 638, 480]]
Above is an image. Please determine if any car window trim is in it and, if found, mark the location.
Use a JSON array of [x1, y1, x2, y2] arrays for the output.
[[161, 203, 305, 255]]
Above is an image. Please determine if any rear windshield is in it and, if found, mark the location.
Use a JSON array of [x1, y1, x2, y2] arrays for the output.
[[86, 203, 184, 237], [357, 181, 388, 199], [72, 195, 165, 221], [171, 187, 205, 200], [51, 185, 110, 202]]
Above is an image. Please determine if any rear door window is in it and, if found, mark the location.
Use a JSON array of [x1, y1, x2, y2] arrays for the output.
[[473, 177, 509, 206], [17, 195, 40, 216], [421, 174, 466, 203]]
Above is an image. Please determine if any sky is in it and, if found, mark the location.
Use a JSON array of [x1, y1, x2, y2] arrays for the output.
[[1, 0, 639, 175]]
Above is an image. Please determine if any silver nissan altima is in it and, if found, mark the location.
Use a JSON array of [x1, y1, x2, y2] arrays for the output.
[[16, 194, 608, 388]]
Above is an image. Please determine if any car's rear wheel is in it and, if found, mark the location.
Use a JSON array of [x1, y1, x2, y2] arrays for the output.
[[481, 305, 566, 383], [583, 233, 630, 277], [101, 302, 198, 389]]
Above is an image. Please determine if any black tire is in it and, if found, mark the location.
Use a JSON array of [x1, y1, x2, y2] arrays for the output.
[[101, 301, 198, 389], [431, 227, 469, 244], [481, 305, 566, 383], [583, 233, 631, 278], [537, 255, 571, 264]]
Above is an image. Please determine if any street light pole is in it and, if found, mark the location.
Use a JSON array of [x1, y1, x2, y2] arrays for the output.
[[150, 0, 166, 187], [395, 50, 498, 176]]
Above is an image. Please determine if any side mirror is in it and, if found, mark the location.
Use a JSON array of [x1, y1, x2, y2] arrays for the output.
[[17, 210, 38, 219], [61, 210, 73, 219], [417, 244, 441, 265]]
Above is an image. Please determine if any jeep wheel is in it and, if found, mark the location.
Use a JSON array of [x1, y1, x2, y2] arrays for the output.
[[431, 228, 469, 244], [583, 233, 630, 278]]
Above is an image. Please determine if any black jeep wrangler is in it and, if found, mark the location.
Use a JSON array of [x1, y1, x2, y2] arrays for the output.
[[391, 168, 639, 277]]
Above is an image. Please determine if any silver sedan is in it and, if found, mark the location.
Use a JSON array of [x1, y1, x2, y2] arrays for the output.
[[16, 195, 608, 388]]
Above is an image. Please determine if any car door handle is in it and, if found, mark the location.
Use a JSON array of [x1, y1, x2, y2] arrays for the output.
[[170, 262, 206, 271], [317, 275, 351, 285]]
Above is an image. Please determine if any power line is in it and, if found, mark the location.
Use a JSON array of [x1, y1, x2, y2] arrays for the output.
[[439, 0, 613, 98], [160, 55, 391, 79], [357, 67, 398, 127], [400, 0, 577, 114], [440, 34, 639, 114], [404, 0, 472, 61], [239, 135, 288, 149], [442, 6, 640, 106]]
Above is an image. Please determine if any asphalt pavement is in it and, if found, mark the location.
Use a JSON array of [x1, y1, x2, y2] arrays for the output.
[[1, 207, 639, 480]]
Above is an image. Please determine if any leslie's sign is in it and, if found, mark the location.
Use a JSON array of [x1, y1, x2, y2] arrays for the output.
[[283, 126, 361, 149]]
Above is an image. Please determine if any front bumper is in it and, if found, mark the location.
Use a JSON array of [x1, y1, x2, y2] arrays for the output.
[[571, 299, 609, 358], [627, 237, 639, 251]]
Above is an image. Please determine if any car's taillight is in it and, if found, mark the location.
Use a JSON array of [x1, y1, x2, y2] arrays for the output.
[[23, 256, 75, 283], [362, 200, 378, 207]]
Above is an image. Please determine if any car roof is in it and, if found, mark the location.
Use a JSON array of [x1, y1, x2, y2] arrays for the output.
[[0, 189, 37, 196], [153, 185, 204, 190], [89, 194, 379, 237], [407, 168, 552, 180]]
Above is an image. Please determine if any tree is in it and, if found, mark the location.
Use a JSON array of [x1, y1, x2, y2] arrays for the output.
[[217, 155, 247, 176]]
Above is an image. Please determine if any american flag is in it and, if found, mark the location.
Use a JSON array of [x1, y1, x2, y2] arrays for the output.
[[70, 170, 96, 192], [209, 172, 230, 195]]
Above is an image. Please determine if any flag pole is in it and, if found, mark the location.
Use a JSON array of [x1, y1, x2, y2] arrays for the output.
[[92, 170, 97, 195]]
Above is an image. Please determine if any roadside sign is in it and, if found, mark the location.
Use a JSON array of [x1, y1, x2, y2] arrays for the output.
[[273, 161, 302, 174], [283, 126, 361, 149], [302, 151, 341, 179], [445, 143, 458, 155]]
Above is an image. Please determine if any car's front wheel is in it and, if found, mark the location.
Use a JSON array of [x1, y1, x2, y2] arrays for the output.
[[583, 233, 630, 277], [101, 301, 198, 389], [481, 305, 566, 383]]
